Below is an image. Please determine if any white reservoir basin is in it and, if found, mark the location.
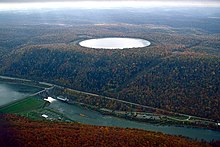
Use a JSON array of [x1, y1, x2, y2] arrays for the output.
[[79, 37, 151, 49]]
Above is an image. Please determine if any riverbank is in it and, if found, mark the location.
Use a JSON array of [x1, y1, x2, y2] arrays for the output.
[[52, 87, 220, 131], [1, 114, 212, 147], [0, 75, 220, 141]]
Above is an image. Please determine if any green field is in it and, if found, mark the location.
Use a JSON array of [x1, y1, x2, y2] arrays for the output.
[[0, 97, 46, 113], [0, 96, 72, 121]]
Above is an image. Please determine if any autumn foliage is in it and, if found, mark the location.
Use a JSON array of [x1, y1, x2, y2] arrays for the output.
[[0, 114, 211, 147]]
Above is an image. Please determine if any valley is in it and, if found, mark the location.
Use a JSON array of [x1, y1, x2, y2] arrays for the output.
[[0, 76, 220, 141], [0, 5, 219, 146]]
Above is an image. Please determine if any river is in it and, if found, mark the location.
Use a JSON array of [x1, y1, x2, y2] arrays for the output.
[[0, 81, 42, 106], [49, 100, 220, 141], [1, 82, 220, 141]]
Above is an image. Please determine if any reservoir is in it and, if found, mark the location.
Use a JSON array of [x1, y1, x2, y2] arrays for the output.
[[0, 82, 42, 106], [79, 37, 151, 49]]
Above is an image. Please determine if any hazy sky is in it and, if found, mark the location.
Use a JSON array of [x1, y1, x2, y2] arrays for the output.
[[0, 0, 219, 11], [0, 0, 219, 2]]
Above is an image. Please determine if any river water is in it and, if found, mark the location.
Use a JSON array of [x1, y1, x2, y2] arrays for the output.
[[0, 82, 42, 106], [49, 100, 220, 141], [1, 82, 220, 141]]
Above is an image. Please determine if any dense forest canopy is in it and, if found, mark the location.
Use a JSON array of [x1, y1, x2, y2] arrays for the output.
[[0, 7, 219, 121], [0, 114, 212, 147]]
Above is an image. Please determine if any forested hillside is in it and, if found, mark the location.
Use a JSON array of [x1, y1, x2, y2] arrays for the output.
[[0, 114, 211, 147], [1, 42, 219, 121], [0, 8, 219, 121]]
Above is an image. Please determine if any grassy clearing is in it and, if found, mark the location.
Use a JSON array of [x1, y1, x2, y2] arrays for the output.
[[0, 97, 46, 113], [19, 108, 73, 122], [169, 115, 189, 120], [0, 96, 72, 122]]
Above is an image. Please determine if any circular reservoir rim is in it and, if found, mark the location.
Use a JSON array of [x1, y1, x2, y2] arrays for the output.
[[79, 37, 151, 49]]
